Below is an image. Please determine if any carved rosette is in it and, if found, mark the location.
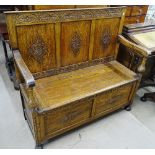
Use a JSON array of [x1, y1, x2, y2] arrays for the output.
[[101, 28, 111, 49], [71, 32, 81, 56], [29, 35, 47, 63]]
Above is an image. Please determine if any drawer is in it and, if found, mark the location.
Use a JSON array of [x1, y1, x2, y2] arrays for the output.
[[94, 84, 133, 115], [126, 6, 132, 16], [124, 15, 145, 25], [131, 6, 148, 16], [44, 99, 93, 135]]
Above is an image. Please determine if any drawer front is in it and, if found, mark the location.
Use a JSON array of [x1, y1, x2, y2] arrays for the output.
[[126, 6, 132, 16], [44, 99, 93, 135], [131, 6, 148, 16], [124, 15, 145, 25], [94, 84, 133, 115]]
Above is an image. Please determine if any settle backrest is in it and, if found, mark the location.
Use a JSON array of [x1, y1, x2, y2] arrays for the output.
[[5, 7, 126, 77]]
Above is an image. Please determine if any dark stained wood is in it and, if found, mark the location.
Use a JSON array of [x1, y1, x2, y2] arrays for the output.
[[5, 7, 141, 148], [117, 22, 155, 104]]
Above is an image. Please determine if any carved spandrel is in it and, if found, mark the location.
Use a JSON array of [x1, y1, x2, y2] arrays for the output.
[[29, 35, 47, 63], [71, 32, 81, 56]]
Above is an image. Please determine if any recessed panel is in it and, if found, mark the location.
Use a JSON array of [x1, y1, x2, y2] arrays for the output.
[[60, 21, 91, 66], [17, 24, 56, 73], [93, 18, 120, 59]]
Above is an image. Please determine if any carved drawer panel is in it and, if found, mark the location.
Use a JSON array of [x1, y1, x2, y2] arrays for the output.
[[94, 84, 133, 115], [44, 99, 93, 136]]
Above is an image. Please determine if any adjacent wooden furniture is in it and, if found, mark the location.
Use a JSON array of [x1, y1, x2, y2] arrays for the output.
[[112, 5, 148, 24], [0, 6, 20, 89], [6, 7, 146, 149], [124, 5, 148, 25], [117, 22, 155, 102]]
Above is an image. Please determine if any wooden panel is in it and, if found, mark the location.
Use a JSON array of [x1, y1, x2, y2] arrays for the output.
[[60, 21, 91, 66], [124, 15, 145, 25], [93, 18, 120, 59], [131, 5, 148, 16], [16, 24, 56, 73], [44, 99, 93, 135], [94, 84, 133, 115]]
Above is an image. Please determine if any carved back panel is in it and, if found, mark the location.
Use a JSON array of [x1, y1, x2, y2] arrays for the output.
[[6, 7, 126, 75]]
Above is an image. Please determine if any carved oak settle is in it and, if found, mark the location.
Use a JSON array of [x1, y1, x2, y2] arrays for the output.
[[5, 7, 147, 148]]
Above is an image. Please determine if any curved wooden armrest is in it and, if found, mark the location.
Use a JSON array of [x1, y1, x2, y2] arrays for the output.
[[118, 35, 149, 73], [118, 35, 149, 58], [13, 50, 35, 87]]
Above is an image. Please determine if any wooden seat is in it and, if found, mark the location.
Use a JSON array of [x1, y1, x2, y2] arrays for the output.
[[5, 7, 148, 148], [34, 61, 137, 111]]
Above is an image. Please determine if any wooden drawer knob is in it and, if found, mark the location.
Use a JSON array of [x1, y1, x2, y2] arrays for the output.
[[139, 9, 142, 14], [136, 19, 140, 23]]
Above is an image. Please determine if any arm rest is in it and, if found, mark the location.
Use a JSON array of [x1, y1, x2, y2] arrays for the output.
[[118, 35, 149, 58], [13, 50, 35, 87], [118, 35, 149, 73]]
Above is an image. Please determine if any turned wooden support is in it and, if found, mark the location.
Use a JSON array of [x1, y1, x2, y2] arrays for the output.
[[118, 35, 149, 74], [137, 57, 147, 74]]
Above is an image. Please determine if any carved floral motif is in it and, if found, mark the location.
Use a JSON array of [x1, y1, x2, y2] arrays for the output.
[[71, 32, 81, 56], [29, 35, 47, 63], [101, 27, 111, 49]]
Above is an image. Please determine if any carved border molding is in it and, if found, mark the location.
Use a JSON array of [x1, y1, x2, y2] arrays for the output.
[[15, 8, 124, 25], [33, 56, 115, 79]]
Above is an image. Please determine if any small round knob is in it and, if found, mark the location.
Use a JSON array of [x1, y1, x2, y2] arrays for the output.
[[136, 19, 140, 23], [139, 9, 142, 14]]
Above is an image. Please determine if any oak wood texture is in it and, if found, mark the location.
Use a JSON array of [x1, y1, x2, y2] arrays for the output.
[[34, 60, 137, 112], [6, 7, 125, 74], [118, 35, 148, 73], [13, 50, 35, 87], [5, 7, 140, 147]]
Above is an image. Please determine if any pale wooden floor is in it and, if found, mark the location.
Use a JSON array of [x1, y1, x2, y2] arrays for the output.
[[1, 41, 155, 149]]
